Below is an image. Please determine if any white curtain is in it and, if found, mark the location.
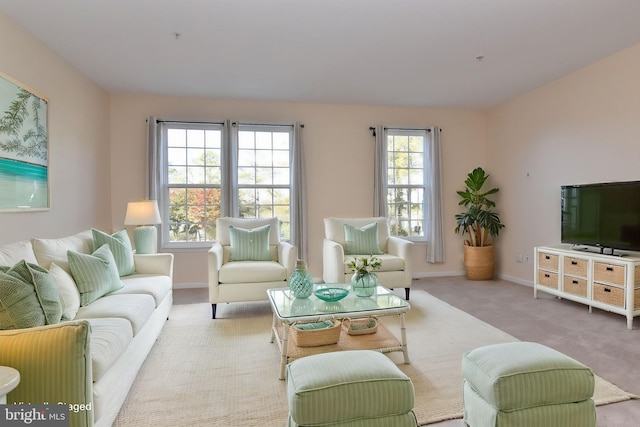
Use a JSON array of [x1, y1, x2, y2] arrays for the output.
[[426, 127, 445, 263], [373, 125, 387, 217], [291, 122, 307, 261]]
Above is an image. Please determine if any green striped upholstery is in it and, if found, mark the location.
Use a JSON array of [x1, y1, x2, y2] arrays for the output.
[[0, 321, 93, 427], [463, 380, 596, 427], [286, 350, 416, 426], [68, 244, 124, 306], [462, 342, 594, 410], [462, 342, 596, 427], [344, 223, 384, 255], [228, 224, 271, 261], [92, 229, 135, 276], [287, 411, 418, 427]]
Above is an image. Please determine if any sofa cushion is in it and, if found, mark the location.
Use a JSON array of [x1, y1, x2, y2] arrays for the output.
[[216, 217, 280, 246], [0, 239, 39, 266], [68, 244, 124, 306], [75, 293, 156, 335], [92, 229, 135, 276], [86, 317, 134, 382], [112, 274, 172, 307], [32, 230, 94, 272], [344, 222, 384, 255], [219, 260, 288, 283], [48, 262, 81, 320], [0, 260, 62, 329], [229, 224, 272, 261]]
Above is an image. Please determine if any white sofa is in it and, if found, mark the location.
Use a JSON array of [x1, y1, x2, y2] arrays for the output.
[[322, 217, 413, 299], [0, 230, 173, 427], [208, 217, 297, 318]]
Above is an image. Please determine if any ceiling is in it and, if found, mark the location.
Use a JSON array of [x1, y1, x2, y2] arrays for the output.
[[2, 0, 640, 108]]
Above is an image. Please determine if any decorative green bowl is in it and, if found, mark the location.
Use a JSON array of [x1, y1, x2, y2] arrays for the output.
[[314, 288, 349, 302]]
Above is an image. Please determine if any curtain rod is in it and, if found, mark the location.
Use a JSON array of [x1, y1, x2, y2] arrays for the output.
[[369, 126, 441, 136], [155, 119, 224, 125]]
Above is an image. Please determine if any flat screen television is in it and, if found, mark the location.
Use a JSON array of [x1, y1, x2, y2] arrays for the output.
[[561, 180, 640, 254]]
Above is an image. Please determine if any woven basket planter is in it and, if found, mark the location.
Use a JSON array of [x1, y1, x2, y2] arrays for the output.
[[464, 245, 495, 280]]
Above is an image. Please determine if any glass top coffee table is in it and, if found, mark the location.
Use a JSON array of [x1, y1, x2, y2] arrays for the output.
[[267, 284, 410, 379]]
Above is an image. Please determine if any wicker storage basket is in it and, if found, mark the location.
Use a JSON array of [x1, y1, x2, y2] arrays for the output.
[[342, 317, 378, 336], [290, 319, 341, 347]]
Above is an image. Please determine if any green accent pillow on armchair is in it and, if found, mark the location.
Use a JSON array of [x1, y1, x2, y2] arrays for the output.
[[228, 224, 272, 261], [344, 222, 384, 255]]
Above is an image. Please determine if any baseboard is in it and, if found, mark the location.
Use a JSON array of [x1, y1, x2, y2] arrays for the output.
[[497, 273, 533, 287], [412, 271, 465, 279], [173, 282, 207, 289]]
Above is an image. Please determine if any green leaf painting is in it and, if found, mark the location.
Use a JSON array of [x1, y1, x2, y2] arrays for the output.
[[0, 73, 49, 210]]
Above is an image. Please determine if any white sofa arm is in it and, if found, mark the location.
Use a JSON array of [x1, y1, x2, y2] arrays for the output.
[[208, 241, 223, 302], [133, 253, 174, 278], [323, 238, 345, 283], [388, 236, 414, 283], [278, 241, 297, 277]]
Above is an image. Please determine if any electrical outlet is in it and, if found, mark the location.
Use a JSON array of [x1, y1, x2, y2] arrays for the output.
[[516, 253, 523, 263]]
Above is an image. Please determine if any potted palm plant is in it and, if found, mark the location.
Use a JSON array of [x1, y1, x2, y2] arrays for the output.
[[454, 167, 505, 280]]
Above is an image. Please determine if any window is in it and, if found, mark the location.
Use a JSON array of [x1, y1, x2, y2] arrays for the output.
[[386, 129, 427, 239], [159, 121, 294, 248], [165, 124, 223, 244], [237, 125, 292, 239]]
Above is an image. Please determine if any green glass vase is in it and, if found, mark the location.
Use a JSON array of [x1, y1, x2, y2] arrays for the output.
[[351, 272, 378, 297]]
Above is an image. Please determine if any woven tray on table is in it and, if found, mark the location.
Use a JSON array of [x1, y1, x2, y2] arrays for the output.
[[290, 319, 342, 347], [342, 317, 378, 336]]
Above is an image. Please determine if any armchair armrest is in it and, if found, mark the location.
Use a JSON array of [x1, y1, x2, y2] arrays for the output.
[[387, 236, 414, 283], [323, 238, 345, 283], [134, 253, 174, 278], [278, 241, 297, 277], [0, 321, 93, 427], [207, 241, 223, 301]]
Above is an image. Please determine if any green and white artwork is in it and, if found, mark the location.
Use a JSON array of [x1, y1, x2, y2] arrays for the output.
[[0, 72, 49, 211]]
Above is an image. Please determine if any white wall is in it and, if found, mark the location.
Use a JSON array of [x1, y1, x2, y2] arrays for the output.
[[0, 13, 111, 244], [109, 95, 487, 284], [488, 42, 640, 284]]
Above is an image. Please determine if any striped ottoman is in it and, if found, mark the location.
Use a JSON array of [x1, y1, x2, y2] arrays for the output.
[[285, 350, 418, 426], [462, 342, 596, 427]]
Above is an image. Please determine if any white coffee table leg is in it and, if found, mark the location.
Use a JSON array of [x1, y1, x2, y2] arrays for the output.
[[279, 323, 291, 380], [400, 312, 410, 364]]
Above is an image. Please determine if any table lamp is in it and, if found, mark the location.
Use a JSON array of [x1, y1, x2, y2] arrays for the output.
[[124, 200, 162, 254]]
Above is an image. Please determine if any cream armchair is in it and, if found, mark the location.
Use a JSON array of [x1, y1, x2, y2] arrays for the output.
[[323, 217, 413, 299], [208, 217, 297, 318]]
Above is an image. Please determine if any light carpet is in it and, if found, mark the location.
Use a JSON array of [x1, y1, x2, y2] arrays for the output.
[[113, 290, 632, 426]]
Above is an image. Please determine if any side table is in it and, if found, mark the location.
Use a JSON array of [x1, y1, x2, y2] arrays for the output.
[[0, 366, 20, 404]]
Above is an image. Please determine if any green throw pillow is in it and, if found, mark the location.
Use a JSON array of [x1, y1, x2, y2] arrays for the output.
[[0, 260, 62, 329], [344, 223, 384, 255], [92, 228, 135, 276], [68, 244, 124, 306], [228, 224, 271, 261]]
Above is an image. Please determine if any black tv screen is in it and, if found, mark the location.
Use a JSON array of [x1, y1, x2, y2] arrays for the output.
[[561, 181, 640, 252]]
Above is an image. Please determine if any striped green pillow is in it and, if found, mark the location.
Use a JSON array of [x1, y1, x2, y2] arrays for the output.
[[68, 244, 124, 306], [228, 225, 272, 261], [344, 223, 384, 255], [92, 228, 135, 276]]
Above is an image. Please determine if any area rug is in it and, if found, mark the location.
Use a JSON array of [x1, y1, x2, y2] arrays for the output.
[[113, 290, 632, 426]]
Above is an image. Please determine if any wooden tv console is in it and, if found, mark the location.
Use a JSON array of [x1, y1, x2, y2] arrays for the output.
[[534, 245, 640, 329]]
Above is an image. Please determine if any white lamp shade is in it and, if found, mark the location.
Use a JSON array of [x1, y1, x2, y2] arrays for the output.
[[124, 200, 162, 226]]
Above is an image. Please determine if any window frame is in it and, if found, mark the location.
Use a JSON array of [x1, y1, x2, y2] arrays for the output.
[[385, 128, 428, 242]]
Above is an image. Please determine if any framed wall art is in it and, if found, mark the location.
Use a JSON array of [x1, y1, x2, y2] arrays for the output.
[[0, 71, 49, 212]]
